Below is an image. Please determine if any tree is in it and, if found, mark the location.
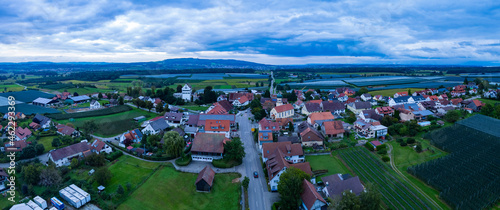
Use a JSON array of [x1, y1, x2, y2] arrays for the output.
[[85, 154, 106, 166], [242, 177, 250, 190], [224, 138, 245, 163], [38, 167, 61, 186], [336, 190, 361, 210], [203, 86, 217, 104], [133, 99, 140, 108], [346, 111, 357, 123], [98, 92, 103, 99], [263, 90, 270, 98], [117, 184, 125, 195], [444, 110, 461, 123], [278, 167, 311, 210], [163, 131, 185, 158], [73, 92, 79, 96], [119, 96, 124, 105], [52, 138, 62, 147], [156, 102, 164, 113], [288, 121, 294, 132], [95, 167, 112, 185], [126, 182, 132, 191], [357, 87, 369, 96], [481, 104, 494, 116], [359, 183, 382, 210], [408, 88, 412, 96], [415, 143, 423, 153], [82, 120, 98, 134], [176, 85, 183, 93], [71, 158, 79, 168], [21, 145, 37, 159], [463, 77, 469, 84], [145, 101, 154, 112], [35, 144, 45, 155], [147, 134, 161, 147], [22, 164, 41, 185]]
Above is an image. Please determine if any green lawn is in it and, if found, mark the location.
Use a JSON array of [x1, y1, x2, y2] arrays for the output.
[[368, 88, 424, 97], [306, 152, 350, 181], [118, 164, 241, 210], [37, 136, 56, 152], [478, 98, 500, 106], [102, 155, 162, 193], [180, 105, 210, 111], [56, 107, 159, 137]]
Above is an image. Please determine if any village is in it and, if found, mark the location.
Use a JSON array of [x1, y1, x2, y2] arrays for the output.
[[0, 72, 499, 210]]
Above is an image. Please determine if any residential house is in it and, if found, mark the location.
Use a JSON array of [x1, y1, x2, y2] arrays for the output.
[[258, 118, 280, 132], [437, 106, 456, 115], [258, 132, 274, 147], [388, 96, 428, 106], [322, 120, 345, 138], [266, 149, 312, 191], [419, 101, 437, 111], [164, 112, 183, 127], [141, 118, 169, 135], [49, 142, 90, 167], [89, 139, 112, 154], [203, 119, 231, 137], [293, 100, 305, 110], [191, 133, 230, 162], [109, 98, 119, 106], [29, 122, 41, 130], [301, 102, 322, 115], [361, 93, 372, 101], [89, 100, 101, 109], [336, 93, 349, 102], [394, 92, 409, 98], [56, 124, 79, 137], [206, 100, 233, 114], [15, 127, 32, 141], [321, 101, 345, 115], [484, 90, 498, 99], [336, 87, 355, 96], [261, 141, 304, 163], [375, 106, 394, 116], [182, 84, 192, 101], [232, 95, 250, 107], [270, 104, 294, 119], [119, 129, 143, 147], [228, 92, 254, 102], [4, 140, 28, 152], [217, 95, 227, 101], [467, 100, 485, 112], [307, 112, 335, 127], [32, 114, 51, 129], [300, 127, 324, 147], [451, 98, 463, 107], [359, 109, 382, 121], [398, 109, 415, 121], [354, 120, 388, 139], [195, 166, 216, 192], [373, 95, 383, 101], [276, 118, 293, 130], [413, 110, 434, 121], [301, 179, 327, 210], [322, 174, 364, 200], [277, 136, 300, 144], [347, 101, 372, 114], [197, 114, 236, 127]]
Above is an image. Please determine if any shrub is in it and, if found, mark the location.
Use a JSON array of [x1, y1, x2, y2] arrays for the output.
[[396, 138, 404, 143], [364, 142, 374, 151], [400, 141, 407, 146], [377, 149, 387, 155], [105, 151, 123, 161], [212, 158, 241, 168], [376, 144, 387, 151], [407, 138, 416, 144], [382, 156, 390, 162], [174, 154, 192, 166]]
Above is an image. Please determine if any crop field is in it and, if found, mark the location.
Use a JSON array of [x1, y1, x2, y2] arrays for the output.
[[368, 88, 424, 97], [118, 164, 241, 210], [343, 76, 424, 87], [339, 147, 436, 209], [409, 115, 500, 209], [0, 83, 25, 92], [287, 80, 348, 87]]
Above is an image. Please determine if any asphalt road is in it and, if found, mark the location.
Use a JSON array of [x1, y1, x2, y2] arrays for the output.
[[237, 111, 278, 210]]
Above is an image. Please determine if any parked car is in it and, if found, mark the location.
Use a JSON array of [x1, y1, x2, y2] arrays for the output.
[[253, 171, 258, 178]]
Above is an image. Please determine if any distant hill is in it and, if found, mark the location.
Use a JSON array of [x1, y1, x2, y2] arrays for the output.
[[0, 58, 272, 72]]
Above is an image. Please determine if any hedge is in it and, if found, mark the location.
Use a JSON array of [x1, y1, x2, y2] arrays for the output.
[[175, 154, 192, 166], [212, 158, 241, 168], [47, 105, 133, 120], [105, 151, 123, 161]]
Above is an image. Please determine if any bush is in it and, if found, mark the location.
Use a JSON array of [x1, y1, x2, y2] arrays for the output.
[[377, 149, 387, 155], [396, 138, 404, 143], [400, 141, 407, 146], [212, 158, 241, 168], [174, 154, 192, 166], [382, 156, 390, 162], [105, 151, 123, 161], [46, 105, 133, 120], [364, 142, 374, 151], [376, 144, 387, 151], [407, 138, 416, 144]]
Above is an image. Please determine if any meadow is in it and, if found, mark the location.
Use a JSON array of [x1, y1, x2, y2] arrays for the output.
[[305, 152, 350, 181]]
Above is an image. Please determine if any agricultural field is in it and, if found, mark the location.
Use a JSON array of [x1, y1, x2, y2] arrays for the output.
[[478, 98, 500, 106], [306, 152, 350, 181], [343, 76, 424, 87], [339, 147, 437, 209], [409, 115, 500, 209], [368, 88, 424, 97], [118, 164, 241, 210], [0, 83, 25, 92]]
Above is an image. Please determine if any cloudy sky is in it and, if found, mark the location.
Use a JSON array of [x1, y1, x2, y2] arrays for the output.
[[0, 0, 499, 65]]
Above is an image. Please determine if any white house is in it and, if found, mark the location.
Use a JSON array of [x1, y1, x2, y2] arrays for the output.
[[182, 84, 192, 101], [232, 96, 250, 107], [48, 142, 90, 167], [361, 93, 372, 101], [90, 139, 112, 154], [141, 118, 169, 135], [89, 100, 101, 109]]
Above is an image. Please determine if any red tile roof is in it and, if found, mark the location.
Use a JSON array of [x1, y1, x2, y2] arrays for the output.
[[273, 104, 294, 113], [262, 141, 303, 159], [301, 179, 327, 210], [205, 120, 230, 132], [300, 127, 324, 142], [323, 121, 345, 135], [207, 105, 228, 114], [376, 106, 394, 114], [196, 166, 216, 187], [308, 112, 335, 125], [15, 127, 32, 140], [259, 118, 280, 131], [191, 133, 228, 154], [258, 132, 273, 141], [308, 100, 322, 105], [56, 124, 76, 136]]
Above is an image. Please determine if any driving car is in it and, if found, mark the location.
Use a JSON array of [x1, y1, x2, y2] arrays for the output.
[[253, 171, 258, 178]]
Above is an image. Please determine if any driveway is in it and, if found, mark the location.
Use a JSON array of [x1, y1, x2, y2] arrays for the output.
[[237, 111, 278, 210]]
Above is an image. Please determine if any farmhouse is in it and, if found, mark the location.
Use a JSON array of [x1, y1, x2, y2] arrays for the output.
[[70, 95, 91, 104], [195, 166, 216, 192], [467, 100, 485, 112], [322, 174, 364, 200], [89, 100, 101, 109], [347, 102, 371, 114], [49, 142, 91, 167], [32, 97, 60, 107], [301, 179, 327, 210], [191, 133, 229, 162], [56, 124, 79, 137], [270, 104, 294, 119]]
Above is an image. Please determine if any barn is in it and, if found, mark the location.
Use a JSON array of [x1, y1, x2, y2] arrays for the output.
[[195, 166, 215, 192]]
